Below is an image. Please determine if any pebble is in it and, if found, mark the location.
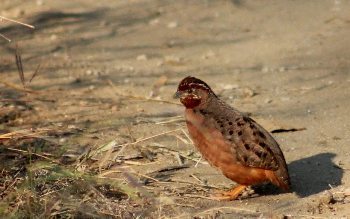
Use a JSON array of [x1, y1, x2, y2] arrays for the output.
[[264, 98, 272, 103], [261, 66, 269, 73], [345, 188, 350, 196], [149, 18, 159, 26], [86, 70, 93, 75], [167, 21, 178, 28], [280, 97, 290, 102], [136, 54, 148, 61], [219, 83, 239, 90], [156, 60, 163, 67], [50, 34, 58, 41], [164, 55, 182, 63], [242, 88, 256, 97], [319, 191, 333, 204], [278, 66, 286, 72], [36, 0, 44, 5], [59, 138, 67, 143], [116, 65, 134, 71], [201, 51, 215, 59]]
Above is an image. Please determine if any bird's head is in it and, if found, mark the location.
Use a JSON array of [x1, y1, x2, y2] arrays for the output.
[[175, 76, 216, 109]]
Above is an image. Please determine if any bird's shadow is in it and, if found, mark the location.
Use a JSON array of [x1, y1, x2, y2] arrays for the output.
[[288, 152, 343, 197], [253, 152, 343, 197]]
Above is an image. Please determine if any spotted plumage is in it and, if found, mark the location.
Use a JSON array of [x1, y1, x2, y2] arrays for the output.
[[176, 76, 291, 200]]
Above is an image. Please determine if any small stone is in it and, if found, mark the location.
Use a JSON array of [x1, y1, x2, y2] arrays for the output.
[[79, 101, 88, 106], [136, 54, 148, 61], [36, 0, 44, 5], [149, 18, 159, 26], [167, 21, 178, 28], [164, 55, 181, 64], [68, 125, 76, 129], [220, 84, 239, 90], [59, 138, 67, 143], [50, 34, 58, 41], [261, 66, 269, 73], [169, 39, 177, 47], [278, 66, 286, 72], [281, 97, 290, 102], [242, 88, 256, 97], [201, 51, 215, 59], [344, 188, 350, 196], [156, 61, 164, 67], [111, 105, 118, 111], [319, 191, 332, 204], [86, 70, 93, 75], [116, 65, 134, 72], [333, 192, 345, 203], [264, 98, 272, 103]]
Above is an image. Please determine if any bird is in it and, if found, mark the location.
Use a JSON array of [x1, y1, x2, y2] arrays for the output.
[[175, 76, 291, 200]]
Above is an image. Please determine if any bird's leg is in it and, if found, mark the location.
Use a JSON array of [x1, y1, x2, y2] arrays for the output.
[[210, 185, 247, 201]]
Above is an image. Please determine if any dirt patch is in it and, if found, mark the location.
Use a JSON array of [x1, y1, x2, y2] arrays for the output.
[[1, 0, 350, 218]]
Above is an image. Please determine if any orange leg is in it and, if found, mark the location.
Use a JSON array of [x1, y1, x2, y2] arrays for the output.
[[210, 185, 247, 201]]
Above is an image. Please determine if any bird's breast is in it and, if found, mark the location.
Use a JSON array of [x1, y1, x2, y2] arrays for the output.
[[185, 109, 238, 168]]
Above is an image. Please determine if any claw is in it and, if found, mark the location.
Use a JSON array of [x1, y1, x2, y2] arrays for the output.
[[209, 185, 247, 201]]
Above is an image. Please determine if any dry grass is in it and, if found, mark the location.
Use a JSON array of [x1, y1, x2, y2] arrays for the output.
[[0, 15, 34, 42]]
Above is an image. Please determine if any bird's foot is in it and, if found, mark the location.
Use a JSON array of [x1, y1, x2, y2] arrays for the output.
[[210, 185, 247, 201]]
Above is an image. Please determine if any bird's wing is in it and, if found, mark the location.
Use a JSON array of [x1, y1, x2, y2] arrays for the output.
[[217, 115, 280, 171]]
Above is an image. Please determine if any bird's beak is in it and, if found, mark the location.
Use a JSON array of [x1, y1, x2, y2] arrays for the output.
[[173, 90, 182, 99]]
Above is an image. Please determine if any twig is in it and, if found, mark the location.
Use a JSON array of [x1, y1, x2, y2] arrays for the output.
[[194, 156, 202, 167], [170, 179, 220, 190], [0, 15, 35, 29], [4, 147, 59, 163], [174, 205, 259, 218], [0, 80, 37, 93], [29, 64, 41, 83], [193, 206, 258, 216], [182, 194, 214, 200], [190, 174, 205, 185], [1, 177, 19, 196], [181, 128, 193, 144], [15, 45, 25, 87], [172, 203, 199, 209], [116, 128, 183, 148], [155, 117, 184, 124], [148, 142, 207, 165], [0, 98, 33, 102], [0, 33, 11, 42], [283, 214, 328, 219], [172, 133, 190, 145], [108, 80, 181, 105], [0, 128, 50, 139], [91, 128, 183, 162], [123, 160, 159, 166], [133, 172, 161, 183], [98, 168, 160, 182]]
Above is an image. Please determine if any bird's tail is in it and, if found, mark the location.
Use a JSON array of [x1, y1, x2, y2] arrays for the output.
[[265, 169, 291, 191]]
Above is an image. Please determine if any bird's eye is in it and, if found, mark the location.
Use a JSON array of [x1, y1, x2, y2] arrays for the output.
[[188, 89, 193, 93]]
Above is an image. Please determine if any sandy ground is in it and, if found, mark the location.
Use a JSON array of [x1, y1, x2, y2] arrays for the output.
[[1, 0, 350, 218]]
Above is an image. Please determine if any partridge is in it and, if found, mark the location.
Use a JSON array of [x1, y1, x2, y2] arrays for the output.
[[175, 76, 291, 200]]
